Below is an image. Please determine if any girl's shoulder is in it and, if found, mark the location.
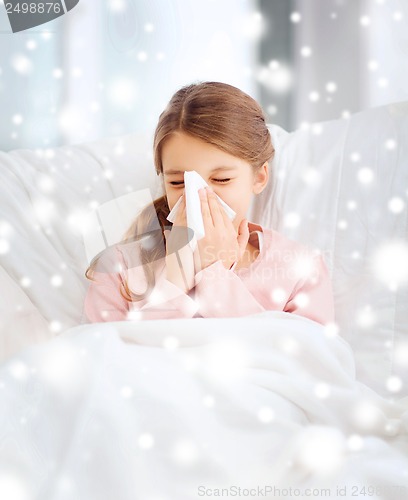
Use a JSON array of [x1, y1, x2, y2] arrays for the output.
[[259, 225, 323, 262], [90, 243, 126, 275], [90, 236, 153, 276], [258, 226, 328, 284]]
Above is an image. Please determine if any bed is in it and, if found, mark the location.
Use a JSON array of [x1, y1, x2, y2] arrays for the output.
[[0, 102, 407, 499]]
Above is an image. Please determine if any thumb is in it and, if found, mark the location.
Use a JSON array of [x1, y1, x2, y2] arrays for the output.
[[164, 230, 171, 251], [236, 218, 249, 255]]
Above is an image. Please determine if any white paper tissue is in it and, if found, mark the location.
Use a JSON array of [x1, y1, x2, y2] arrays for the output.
[[166, 171, 236, 251]]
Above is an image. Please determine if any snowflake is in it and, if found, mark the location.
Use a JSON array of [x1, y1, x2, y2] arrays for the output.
[[12, 114, 23, 125], [347, 434, 364, 451], [360, 16, 371, 26], [350, 152, 361, 162], [49, 321, 62, 333], [52, 68, 63, 79], [301, 46, 312, 57], [352, 400, 383, 429], [202, 395, 215, 408], [0, 473, 31, 500], [108, 0, 126, 12], [290, 12, 301, 23], [120, 386, 133, 398], [256, 62, 292, 93], [267, 104, 278, 115], [314, 382, 331, 399], [326, 81, 337, 93], [385, 138, 397, 150], [356, 305, 376, 328], [283, 212, 301, 228], [370, 240, 408, 289], [241, 11, 264, 40], [301, 167, 321, 186], [388, 197, 404, 214], [0, 239, 10, 255], [258, 406, 275, 423], [11, 53, 32, 75], [393, 11, 403, 22], [338, 219, 348, 230], [26, 39, 37, 50], [293, 292, 310, 308], [172, 439, 199, 466], [368, 60, 379, 71], [138, 433, 155, 450], [163, 336, 179, 350], [296, 427, 346, 473], [50, 275, 63, 287], [271, 287, 286, 304], [357, 167, 374, 184], [108, 78, 137, 107], [137, 51, 148, 62], [386, 375, 402, 393]]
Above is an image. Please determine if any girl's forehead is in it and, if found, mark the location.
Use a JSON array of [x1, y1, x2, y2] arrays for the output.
[[162, 135, 250, 172], [163, 132, 218, 152]]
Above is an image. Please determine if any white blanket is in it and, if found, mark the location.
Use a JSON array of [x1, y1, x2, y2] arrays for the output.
[[0, 311, 407, 500]]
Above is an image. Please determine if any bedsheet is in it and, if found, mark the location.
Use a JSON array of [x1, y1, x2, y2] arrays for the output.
[[0, 311, 407, 499]]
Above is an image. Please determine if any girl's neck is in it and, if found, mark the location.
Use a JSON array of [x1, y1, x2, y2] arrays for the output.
[[235, 240, 260, 270]]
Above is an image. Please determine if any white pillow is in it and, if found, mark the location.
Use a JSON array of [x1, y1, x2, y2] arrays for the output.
[[249, 102, 408, 397], [0, 131, 156, 359]]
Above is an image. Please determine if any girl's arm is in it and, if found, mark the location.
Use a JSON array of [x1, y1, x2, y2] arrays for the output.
[[283, 253, 335, 326], [193, 254, 335, 326], [84, 246, 199, 323], [83, 268, 129, 323], [193, 260, 265, 318]]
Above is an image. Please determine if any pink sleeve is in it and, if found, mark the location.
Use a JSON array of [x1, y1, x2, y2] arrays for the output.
[[284, 254, 335, 326], [193, 260, 265, 317], [128, 271, 199, 320], [84, 246, 199, 323], [84, 268, 129, 323]]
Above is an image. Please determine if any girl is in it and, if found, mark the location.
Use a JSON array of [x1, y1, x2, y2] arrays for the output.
[[84, 81, 335, 325]]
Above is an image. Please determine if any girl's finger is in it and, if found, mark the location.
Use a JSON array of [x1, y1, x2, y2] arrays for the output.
[[193, 244, 203, 273], [206, 188, 225, 228], [237, 218, 250, 257], [171, 195, 190, 249], [174, 195, 186, 225], [208, 191, 235, 231], [199, 188, 213, 226]]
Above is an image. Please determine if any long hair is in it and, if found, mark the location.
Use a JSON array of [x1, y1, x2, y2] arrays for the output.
[[85, 81, 275, 302]]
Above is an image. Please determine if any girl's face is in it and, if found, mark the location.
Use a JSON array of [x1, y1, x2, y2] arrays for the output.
[[161, 132, 268, 233]]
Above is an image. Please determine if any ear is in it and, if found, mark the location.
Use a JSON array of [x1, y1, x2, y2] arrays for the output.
[[252, 162, 269, 194]]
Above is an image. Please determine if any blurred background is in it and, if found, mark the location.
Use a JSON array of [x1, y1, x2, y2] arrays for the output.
[[0, 0, 407, 151]]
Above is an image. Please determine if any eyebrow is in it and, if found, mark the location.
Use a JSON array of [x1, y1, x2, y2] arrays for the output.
[[163, 166, 238, 176]]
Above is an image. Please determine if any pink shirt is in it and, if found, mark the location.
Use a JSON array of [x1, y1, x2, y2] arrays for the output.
[[83, 222, 335, 326]]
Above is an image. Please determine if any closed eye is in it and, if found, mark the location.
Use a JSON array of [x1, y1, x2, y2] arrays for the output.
[[170, 178, 231, 186]]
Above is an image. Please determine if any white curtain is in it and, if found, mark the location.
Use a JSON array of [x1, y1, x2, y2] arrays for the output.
[[290, 0, 408, 128], [0, 0, 260, 150]]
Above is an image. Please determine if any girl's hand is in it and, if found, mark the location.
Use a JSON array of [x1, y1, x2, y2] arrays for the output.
[[195, 187, 249, 271], [164, 193, 195, 293]]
